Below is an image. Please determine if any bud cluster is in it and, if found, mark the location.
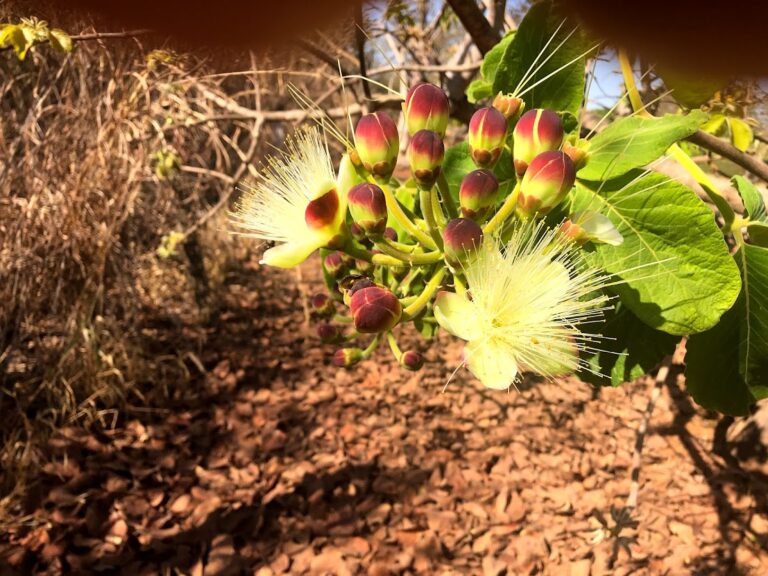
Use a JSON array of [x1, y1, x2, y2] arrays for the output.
[[300, 83, 593, 377]]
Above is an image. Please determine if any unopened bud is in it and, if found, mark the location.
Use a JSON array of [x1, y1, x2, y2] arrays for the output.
[[460, 169, 499, 221], [383, 227, 398, 242], [350, 285, 402, 333], [348, 183, 388, 235], [355, 259, 374, 274], [323, 251, 346, 277], [408, 130, 444, 189], [512, 108, 564, 176], [519, 151, 575, 217], [355, 112, 399, 179], [317, 323, 343, 344], [468, 107, 507, 169], [403, 83, 450, 137], [400, 350, 424, 371], [332, 347, 363, 368], [311, 293, 335, 318], [492, 92, 524, 120], [562, 139, 590, 170], [443, 218, 484, 266]]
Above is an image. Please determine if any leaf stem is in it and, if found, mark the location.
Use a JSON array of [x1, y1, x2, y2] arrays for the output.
[[377, 179, 438, 250], [437, 172, 459, 219], [483, 181, 521, 235], [386, 331, 403, 361], [374, 238, 443, 265], [419, 187, 445, 249], [403, 267, 447, 319]]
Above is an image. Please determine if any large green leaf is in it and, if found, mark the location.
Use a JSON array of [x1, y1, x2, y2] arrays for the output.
[[735, 244, 768, 395], [686, 303, 755, 416], [466, 32, 515, 103], [580, 304, 678, 387], [571, 172, 741, 335], [686, 243, 768, 414], [578, 111, 707, 181], [492, 1, 587, 115], [442, 142, 515, 203]]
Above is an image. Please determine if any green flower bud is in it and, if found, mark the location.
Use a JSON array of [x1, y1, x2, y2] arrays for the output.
[[519, 151, 575, 217], [311, 293, 335, 318], [512, 108, 564, 176], [349, 285, 402, 333], [323, 251, 346, 277], [459, 169, 499, 221], [468, 107, 507, 169], [492, 92, 525, 121], [562, 139, 590, 170], [348, 183, 388, 235], [408, 130, 445, 189], [355, 112, 399, 179], [443, 218, 484, 267], [333, 347, 363, 368], [400, 350, 424, 371], [403, 83, 450, 137], [317, 323, 343, 344]]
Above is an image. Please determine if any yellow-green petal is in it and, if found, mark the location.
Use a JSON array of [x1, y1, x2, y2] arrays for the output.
[[260, 235, 327, 268], [434, 291, 482, 341], [464, 339, 518, 390]]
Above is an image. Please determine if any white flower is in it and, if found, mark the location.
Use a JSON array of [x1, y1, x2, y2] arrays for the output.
[[230, 127, 359, 268], [434, 223, 610, 390]]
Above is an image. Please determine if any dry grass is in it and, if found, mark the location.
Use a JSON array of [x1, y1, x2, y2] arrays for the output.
[[0, 2, 361, 523]]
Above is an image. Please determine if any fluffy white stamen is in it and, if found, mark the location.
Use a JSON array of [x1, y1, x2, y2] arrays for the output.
[[230, 127, 335, 243]]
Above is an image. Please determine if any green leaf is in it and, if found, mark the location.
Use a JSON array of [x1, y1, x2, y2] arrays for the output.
[[491, 1, 588, 115], [747, 223, 768, 247], [48, 28, 73, 53], [735, 243, 768, 396], [580, 304, 678, 387], [686, 303, 755, 416], [732, 175, 768, 222], [572, 172, 741, 335], [700, 113, 727, 136], [578, 111, 707, 181], [467, 32, 515, 103], [659, 66, 723, 109], [727, 117, 753, 152], [686, 243, 768, 414], [442, 142, 515, 203], [466, 79, 493, 103]]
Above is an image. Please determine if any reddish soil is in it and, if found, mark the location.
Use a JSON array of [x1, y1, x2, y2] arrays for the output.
[[1, 255, 767, 575]]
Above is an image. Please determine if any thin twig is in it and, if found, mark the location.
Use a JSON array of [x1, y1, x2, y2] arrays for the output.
[[687, 129, 768, 185]]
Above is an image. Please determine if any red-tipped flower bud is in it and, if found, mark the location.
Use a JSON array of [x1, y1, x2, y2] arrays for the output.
[[443, 218, 484, 266], [348, 183, 388, 235], [468, 107, 507, 169], [317, 323, 343, 344], [383, 227, 398, 242], [404, 83, 450, 137], [459, 169, 499, 221], [492, 92, 524, 120], [323, 251, 346, 277], [350, 222, 367, 242], [355, 112, 399, 179], [332, 347, 363, 368], [311, 293, 335, 318], [400, 350, 424, 371], [349, 285, 402, 333], [512, 108, 564, 176], [355, 259, 374, 274], [408, 130, 445, 189], [519, 151, 576, 217]]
